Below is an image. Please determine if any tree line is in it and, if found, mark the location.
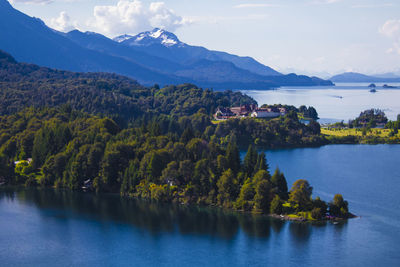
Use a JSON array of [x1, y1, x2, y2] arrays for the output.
[[0, 107, 350, 219]]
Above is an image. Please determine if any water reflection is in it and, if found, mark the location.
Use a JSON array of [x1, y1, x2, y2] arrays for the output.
[[289, 223, 311, 242], [1, 187, 343, 242]]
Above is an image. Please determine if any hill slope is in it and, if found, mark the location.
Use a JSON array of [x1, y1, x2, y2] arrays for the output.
[[67, 29, 332, 88], [330, 72, 400, 83], [116, 28, 282, 77], [1, 0, 333, 88], [0, 0, 181, 86], [0, 50, 255, 121]]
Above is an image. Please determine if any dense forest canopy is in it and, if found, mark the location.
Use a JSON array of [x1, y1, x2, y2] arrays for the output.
[[0, 50, 324, 148], [0, 107, 350, 219], [0, 50, 255, 125], [0, 50, 355, 220]]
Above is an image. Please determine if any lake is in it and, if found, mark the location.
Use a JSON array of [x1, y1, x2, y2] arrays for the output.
[[1, 144, 400, 266], [243, 83, 400, 122]]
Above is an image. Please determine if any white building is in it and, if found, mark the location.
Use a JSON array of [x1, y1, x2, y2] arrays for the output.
[[251, 108, 281, 118]]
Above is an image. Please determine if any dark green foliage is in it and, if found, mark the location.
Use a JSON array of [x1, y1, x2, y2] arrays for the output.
[[299, 105, 319, 120], [350, 109, 388, 128], [311, 208, 323, 220], [329, 194, 349, 218], [0, 107, 348, 218], [0, 52, 353, 219], [226, 138, 241, 174], [0, 53, 256, 125], [234, 178, 255, 211], [289, 179, 313, 211], [311, 197, 328, 219], [213, 115, 326, 148], [270, 195, 283, 214], [271, 168, 288, 200], [254, 152, 268, 173], [253, 179, 272, 213], [308, 120, 321, 135], [243, 144, 258, 176], [0, 153, 13, 183], [217, 169, 238, 208]]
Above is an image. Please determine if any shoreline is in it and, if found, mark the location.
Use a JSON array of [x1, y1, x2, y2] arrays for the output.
[[1, 185, 356, 224], [269, 213, 357, 223]]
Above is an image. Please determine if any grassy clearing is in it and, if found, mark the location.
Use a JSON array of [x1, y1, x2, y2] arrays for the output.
[[297, 211, 316, 221], [211, 120, 225, 124], [321, 128, 398, 138]]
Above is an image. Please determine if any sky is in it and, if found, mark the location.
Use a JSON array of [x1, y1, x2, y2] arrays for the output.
[[9, 0, 400, 77]]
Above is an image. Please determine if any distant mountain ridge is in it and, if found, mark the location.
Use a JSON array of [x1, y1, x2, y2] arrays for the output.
[[115, 28, 281, 77], [330, 72, 400, 83], [0, 0, 333, 89]]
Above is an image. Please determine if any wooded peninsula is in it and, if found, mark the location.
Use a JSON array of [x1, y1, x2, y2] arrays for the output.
[[5, 49, 398, 221]]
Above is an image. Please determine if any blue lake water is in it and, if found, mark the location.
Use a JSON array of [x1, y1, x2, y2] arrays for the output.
[[1, 144, 400, 266], [243, 83, 400, 122]]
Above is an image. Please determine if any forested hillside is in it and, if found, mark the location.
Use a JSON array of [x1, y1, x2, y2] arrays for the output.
[[0, 49, 352, 219], [0, 50, 255, 124], [0, 107, 350, 219]]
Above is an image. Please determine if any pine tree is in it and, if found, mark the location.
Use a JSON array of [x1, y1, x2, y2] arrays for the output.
[[243, 144, 257, 177], [226, 137, 240, 174], [253, 179, 272, 213], [254, 151, 269, 174], [271, 168, 288, 200]]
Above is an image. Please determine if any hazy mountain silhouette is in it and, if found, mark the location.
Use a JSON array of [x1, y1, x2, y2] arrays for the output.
[[330, 72, 400, 83], [0, 0, 333, 89]]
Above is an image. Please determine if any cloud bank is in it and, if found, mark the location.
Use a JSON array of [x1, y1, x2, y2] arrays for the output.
[[233, 3, 283, 8], [49, 11, 75, 32], [380, 19, 400, 55], [88, 0, 190, 37]]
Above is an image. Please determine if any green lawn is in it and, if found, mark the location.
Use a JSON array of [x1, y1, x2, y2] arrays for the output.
[[321, 128, 398, 138]]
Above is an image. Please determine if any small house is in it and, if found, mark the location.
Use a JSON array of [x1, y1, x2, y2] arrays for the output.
[[230, 104, 257, 117], [214, 107, 236, 120], [251, 108, 281, 118]]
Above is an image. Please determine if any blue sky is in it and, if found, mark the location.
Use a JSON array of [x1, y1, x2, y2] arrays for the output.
[[9, 0, 400, 76]]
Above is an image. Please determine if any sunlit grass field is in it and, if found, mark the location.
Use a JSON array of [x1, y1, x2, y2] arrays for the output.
[[321, 128, 399, 138]]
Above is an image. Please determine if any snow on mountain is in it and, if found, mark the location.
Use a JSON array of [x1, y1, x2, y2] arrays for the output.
[[113, 34, 134, 43], [114, 28, 184, 47]]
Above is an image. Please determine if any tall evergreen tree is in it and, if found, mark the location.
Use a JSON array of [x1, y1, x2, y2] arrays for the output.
[[243, 144, 258, 177], [271, 168, 288, 200], [226, 137, 240, 174], [254, 151, 269, 174], [217, 168, 238, 207], [253, 179, 272, 213]]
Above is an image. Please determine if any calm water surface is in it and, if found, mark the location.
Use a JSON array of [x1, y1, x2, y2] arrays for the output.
[[244, 83, 400, 122], [1, 145, 400, 266]]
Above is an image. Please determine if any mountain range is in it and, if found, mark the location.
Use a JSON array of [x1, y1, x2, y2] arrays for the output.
[[0, 0, 333, 89], [330, 72, 400, 83]]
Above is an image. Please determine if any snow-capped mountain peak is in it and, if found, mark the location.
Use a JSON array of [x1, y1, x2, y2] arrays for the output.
[[114, 28, 184, 47], [113, 34, 134, 43]]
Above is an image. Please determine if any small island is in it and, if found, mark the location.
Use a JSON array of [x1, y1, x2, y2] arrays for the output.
[[383, 84, 398, 89]]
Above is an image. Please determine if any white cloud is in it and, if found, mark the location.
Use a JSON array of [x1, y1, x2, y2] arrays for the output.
[[88, 0, 190, 37], [49, 11, 75, 32], [352, 3, 394, 9], [9, 0, 53, 4], [380, 19, 400, 38], [234, 4, 283, 8], [188, 14, 268, 25], [309, 0, 342, 5], [380, 19, 400, 55]]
